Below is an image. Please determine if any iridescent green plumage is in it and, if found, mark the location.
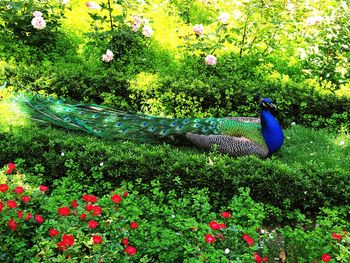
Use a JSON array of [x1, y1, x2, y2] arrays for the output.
[[12, 94, 284, 158]]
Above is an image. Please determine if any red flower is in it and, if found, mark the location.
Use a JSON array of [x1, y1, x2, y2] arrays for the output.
[[88, 220, 99, 229], [14, 186, 24, 195], [35, 214, 44, 224], [221, 211, 231, 218], [123, 191, 128, 197], [209, 221, 220, 230], [7, 200, 17, 209], [122, 238, 129, 246], [218, 223, 226, 229], [82, 194, 98, 203], [21, 196, 31, 203], [0, 201, 3, 212], [242, 234, 254, 247], [0, 184, 9, 192], [254, 252, 262, 263], [92, 235, 103, 244], [263, 257, 269, 262], [91, 205, 102, 216], [39, 185, 49, 192], [25, 212, 32, 220], [8, 218, 17, 231], [111, 194, 122, 204], [205, 234, 216, 243], [80, 213, 87, 220], [58, 206, 70, 216], [71, 199, 79, 208], [130, 221, 139, 229], [321, 254, 332, 262], [331, 233, 342, 241], [124, 246, 137, 256], [85, 203, 94, 211], [57, 234, 74, 250], [17, 210, 23, 218], [49, 228, 60, 237], [7, 162, 16, 174]]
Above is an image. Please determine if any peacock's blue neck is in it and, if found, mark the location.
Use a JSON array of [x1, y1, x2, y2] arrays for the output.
[[260, 110, 284, 154]]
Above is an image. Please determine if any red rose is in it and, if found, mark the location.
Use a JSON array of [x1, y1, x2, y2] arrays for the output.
[[263, 257, 269, 262], [205, 234, 215, 243], [122, 238, 129, 246], [0, 201, 3, 212], [85, 203, 94, 211], [25, 212, 32, 220], [8, 218, 17, 231], [80, 213, 87, 220], [331, 233, 342, 241], [130, 221, 138, 229], [0, 184, 9, 192], [58, 206, 70, 216], [82, 194, 98, 203], [14, 186, 24, 195], [254, 252, 262, 263], [123, 191, 128, 197], [7, 162, 16, 174], [17, 210, 23, 218], [7, 200, 17, 209], [62, 234, 74, 246], [111, 194, 122, 204], [35, 214, 44, 224], [124, 246, 137, 256], [221, 211, 231, 218], [242, 234, 254, 247], [92, 235, 103, 244], [21, 196, 31, 203], [91, 205, 102, 216], [218, 223, 226, 229], [39, 185, 49, 192], [49, 228, 60, 237], [71, 199, 79, 208], [209, 221, 220, 230], [88, 220, 99, 229], [57, 241, 68, 250], [321, 253, 332, 262]]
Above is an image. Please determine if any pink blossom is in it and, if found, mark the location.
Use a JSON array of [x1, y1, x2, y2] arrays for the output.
[[85, 2, 101, 10], [132, 24, 141, 32], [205, 55, 217, 66], [133, 15, 143, 25], [31, 17, 46, 30], [305, 15, 324, 26], [142, 25, 154, 38], [218, 12, 230, 24], [33, 11, 43, 18], [102, 49, 114, 63], [193, 24, 204, 35]]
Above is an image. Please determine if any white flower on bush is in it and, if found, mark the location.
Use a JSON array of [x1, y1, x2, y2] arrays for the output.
[[31, 17, 46, 30], [142, 25, 154, 38], [131, 15, 143, 32], [101, 49, 114, 63], [233, 10, 242, 19], [224, 248, 230, 254], [305, 15, 324, 26], [286, 2, 295, 13], [193, 24, 204, 35], [218, 12, 230, 24], [297, 47, 307, 60], [85, 1, 101, 10], [205, 54, 217, 66], [32, 11, 43, 18], [61, 0, 70, 4]]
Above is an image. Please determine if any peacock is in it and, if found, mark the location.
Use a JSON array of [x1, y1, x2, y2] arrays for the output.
[[9, 93, 284, 158]]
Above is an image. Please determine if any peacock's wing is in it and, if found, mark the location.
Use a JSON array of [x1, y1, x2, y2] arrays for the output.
[[185, 133, 269, 158]]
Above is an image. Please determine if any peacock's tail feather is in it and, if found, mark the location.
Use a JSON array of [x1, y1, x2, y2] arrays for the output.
[[13, 94, 227, 142]]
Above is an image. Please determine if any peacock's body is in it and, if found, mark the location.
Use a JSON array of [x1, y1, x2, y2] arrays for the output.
[[11, 94, 284, 158]]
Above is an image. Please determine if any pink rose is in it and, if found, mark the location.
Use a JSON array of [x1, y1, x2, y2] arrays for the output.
[[102, 49, 114, 63], [142, 25, 154, 38], [33, 11, 43, 18], [85, 2, 101, 10], [32, 17, 46, 30], [193, 24, 204, 35], [205, 55, 217, 66], [218, 12, 230, 24]]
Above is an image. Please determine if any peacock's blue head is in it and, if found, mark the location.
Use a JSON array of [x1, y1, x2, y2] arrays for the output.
[[260, 98, 275, 111]]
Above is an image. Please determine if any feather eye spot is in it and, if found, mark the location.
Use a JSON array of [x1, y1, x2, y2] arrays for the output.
[[124, 116, 130, 120], [161, 129, 168, 134], [184, 120, 190, 124], [35, 105, 43, 110], [194, 124, 201, 128], [170, 122, 177, 127], [57, 100, 63, 104], [178, 125, 183, 129], [92, 114, 99, 118], [121, 128, 127, 133], [116, 123, 123, 127], [142, 122, 148, 126], [64, 117, 71, 122]]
